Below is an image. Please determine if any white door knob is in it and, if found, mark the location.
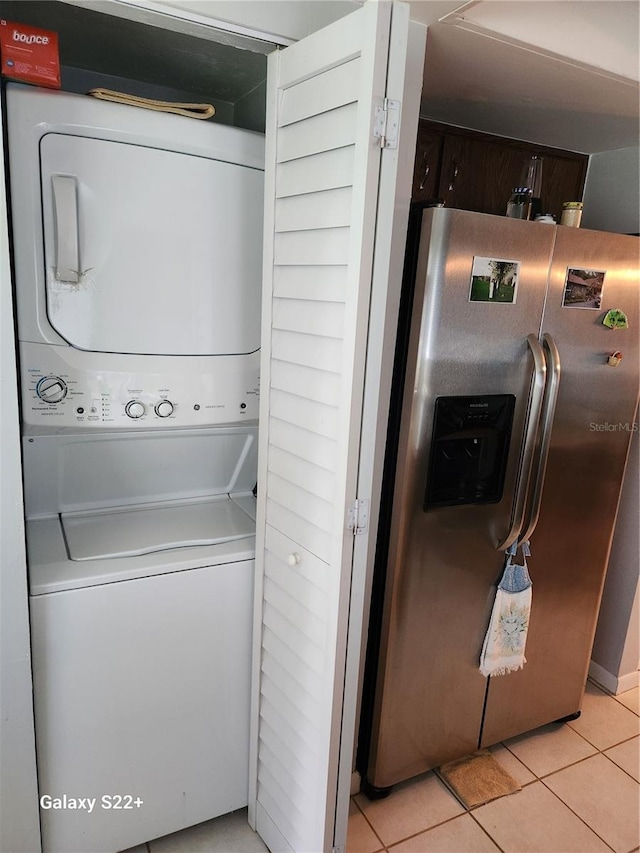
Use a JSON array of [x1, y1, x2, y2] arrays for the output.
[[287, 552, 301, 567]]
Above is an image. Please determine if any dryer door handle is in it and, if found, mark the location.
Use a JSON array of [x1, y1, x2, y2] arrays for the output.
[[52, 175, 80, 284]]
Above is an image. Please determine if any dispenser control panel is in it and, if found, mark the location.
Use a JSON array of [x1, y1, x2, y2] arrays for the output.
[[425, 394, 515, 509], [20, 343, 260, 428]]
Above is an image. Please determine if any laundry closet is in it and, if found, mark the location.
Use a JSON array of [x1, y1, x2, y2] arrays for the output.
[[1, 2, 269, 850], [1, 2, 424, 852]]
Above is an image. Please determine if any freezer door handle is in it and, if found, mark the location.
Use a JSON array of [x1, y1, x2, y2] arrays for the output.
[[519, 333, 562, 543], [51, 175, 80, 284], [496, 334, 547, 550]]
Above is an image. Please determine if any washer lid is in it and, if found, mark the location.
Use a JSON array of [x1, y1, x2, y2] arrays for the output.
[[61, 496, 255, 561]]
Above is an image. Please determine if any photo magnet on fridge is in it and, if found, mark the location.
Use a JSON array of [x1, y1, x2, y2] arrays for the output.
[[469, 256, 520, 304], [562, 267, 606, 309]]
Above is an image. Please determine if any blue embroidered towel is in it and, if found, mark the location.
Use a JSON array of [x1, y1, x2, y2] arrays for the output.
[[479, 542, 532, 677]]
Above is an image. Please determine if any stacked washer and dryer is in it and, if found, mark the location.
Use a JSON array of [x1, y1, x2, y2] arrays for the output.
[[6, 83, 264, 852]]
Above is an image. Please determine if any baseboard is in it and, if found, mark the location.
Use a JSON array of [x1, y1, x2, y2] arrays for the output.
[[616, 670, 640, 693], [589, 660, 640, 695]]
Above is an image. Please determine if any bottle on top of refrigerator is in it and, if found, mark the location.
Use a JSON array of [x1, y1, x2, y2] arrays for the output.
[[520, 154, 544, 219], [506, 187, 532, 220]]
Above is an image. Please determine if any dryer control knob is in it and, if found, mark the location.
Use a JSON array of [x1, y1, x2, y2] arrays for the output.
[[155, 400, 174, 418], [36, 376, 67, 404], [125, 400, 146, 419]]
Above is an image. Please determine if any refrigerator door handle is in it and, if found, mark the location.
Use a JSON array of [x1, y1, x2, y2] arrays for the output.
[[497, 333, 547, 551], [519, 333, 562, 543]]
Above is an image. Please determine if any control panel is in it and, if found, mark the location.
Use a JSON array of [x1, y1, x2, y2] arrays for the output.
[[21, 343, 260, 429], [425, 394, 515, 509]]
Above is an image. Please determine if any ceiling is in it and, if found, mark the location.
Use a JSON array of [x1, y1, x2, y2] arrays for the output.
[[411, 1, 640, 154]]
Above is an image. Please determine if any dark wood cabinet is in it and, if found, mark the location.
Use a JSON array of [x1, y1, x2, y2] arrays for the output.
[[411, 124, 444, 202], [437, 134, 518, 214], [412, 120, 588, 223]]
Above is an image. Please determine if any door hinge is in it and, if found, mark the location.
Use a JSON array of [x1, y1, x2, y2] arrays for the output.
[[373, 98, 400, 149], [347, 499, 369, 535]]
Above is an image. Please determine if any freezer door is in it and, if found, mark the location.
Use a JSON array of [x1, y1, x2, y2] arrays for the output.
[[481, 227, 640, 745], [40, 133, 263, 356], [366, 209, 556, 788]]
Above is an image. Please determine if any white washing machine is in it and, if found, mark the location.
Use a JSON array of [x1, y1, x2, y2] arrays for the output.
[[7, 84, 265, 852], [25, 427, 258, 852]]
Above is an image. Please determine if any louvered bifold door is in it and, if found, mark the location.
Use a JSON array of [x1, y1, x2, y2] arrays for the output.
[[251, 3, 393, 851]]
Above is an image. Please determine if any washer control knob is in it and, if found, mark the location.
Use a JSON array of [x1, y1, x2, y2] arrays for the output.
[[125, 400, 146, 419], [36, 376, 67, 404], [155, 400, 174, 418]]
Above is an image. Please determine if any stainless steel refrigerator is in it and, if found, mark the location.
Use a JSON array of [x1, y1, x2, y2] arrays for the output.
[[359, 207, 639, 792]]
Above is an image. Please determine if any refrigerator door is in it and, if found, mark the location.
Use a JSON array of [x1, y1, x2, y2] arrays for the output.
[[481, 227, 640, 746], [366, 209, 556, 788]]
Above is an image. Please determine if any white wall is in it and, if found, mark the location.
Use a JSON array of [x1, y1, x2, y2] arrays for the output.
[[583, 147, 639, 694], [235, 79, 267, 132], [582, 147, 640, 234], [591, 423, 640, 693], [0, 105, 41, 851]]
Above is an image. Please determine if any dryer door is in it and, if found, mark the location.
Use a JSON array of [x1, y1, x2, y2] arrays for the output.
[[40, 133, 263, 356]]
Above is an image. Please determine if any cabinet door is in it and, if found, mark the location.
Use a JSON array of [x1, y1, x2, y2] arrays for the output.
[[539, 155, 587, 221], [438, 134, 529, 215], [438, 133, 586, 221], [411, 124, 443, 201], [437, 134, 505, 213], [253, 4, 419, 852]]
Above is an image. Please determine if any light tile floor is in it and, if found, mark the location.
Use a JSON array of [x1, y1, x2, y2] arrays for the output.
[[351, 682, 639, 853], [123, 682, 639, 853]]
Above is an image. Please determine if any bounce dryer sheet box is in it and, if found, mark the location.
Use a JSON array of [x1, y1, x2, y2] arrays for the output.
[[0, 20, 60, 88]]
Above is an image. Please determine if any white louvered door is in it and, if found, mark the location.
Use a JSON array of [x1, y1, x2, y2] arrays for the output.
[[251, 3, 397, 851]]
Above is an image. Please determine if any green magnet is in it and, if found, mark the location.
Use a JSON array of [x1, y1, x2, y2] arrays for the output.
[[603, 309, 629, 329]]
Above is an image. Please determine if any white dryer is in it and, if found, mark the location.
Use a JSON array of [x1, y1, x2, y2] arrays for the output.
[[6, 83, 264, 429], [6, 83, 265, 851]]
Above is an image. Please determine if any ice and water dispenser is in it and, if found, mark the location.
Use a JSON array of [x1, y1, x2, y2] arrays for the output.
[[425, 395, 515, 509]]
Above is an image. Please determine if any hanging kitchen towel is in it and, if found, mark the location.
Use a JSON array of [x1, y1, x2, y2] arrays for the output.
[[87, 89, 215, 120], [479, 541, 532, 677]]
